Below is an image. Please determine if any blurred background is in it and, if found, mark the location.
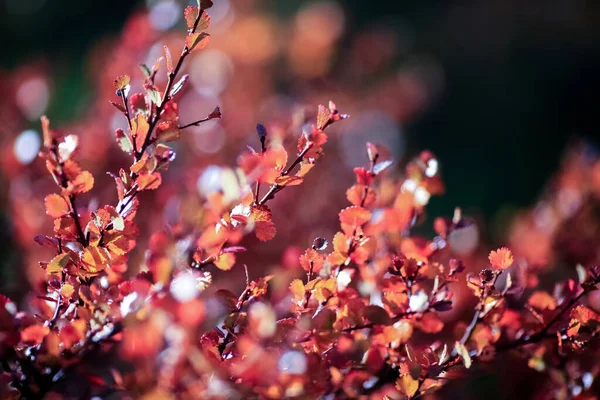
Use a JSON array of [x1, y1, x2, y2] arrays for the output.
[[1, 1, 600, 398], [1, 0, 599, 287], [2, 0, 599, 213]]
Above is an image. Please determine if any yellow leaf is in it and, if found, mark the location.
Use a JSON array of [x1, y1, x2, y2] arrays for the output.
[[395, 374, 419, 398], [47, 253, 71, 274]]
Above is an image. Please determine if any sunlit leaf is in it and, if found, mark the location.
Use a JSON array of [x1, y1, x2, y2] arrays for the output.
[[170, 74, 189, 97], [455, 341, 472, 368], [156, 121, 181, 142], [113, 75, 130, 91], [164, 45, 174, 73], [47, 252, 71, 274], [132, 113, 150, 151], [21, 325, 50, 345], [396, 374, 419, 398], [115, 128, 134, 154], [528, 291, 557, 311], [251, 205, 276, 241], [488, 247, 513, 271], [186, 32, 210, 52], [274, 175, 303, 187], [184, 6, 199, 29], [44, 194, 69, 218]]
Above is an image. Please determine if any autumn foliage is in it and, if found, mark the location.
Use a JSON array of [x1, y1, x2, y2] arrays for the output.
[[2, 2, 600, 399]]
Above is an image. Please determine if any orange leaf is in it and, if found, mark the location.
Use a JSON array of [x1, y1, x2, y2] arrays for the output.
[[132, 113, 150, 151], [251, 205, 276, 241], [528, 291, 557, 311], [81, 246, 111, 274], [346, 184, 376, 207], [299, 249, 324, 274], [44, 194, 70, 218], [570, 305, 600, 325], [488, 247, 513, 271], [54, 216, 79, 240], [274, 176, 303, 187], [339, 206, 371, 227], [295, 162, 315, 178], [71, 170, 94, 194], [268, 144, 288, 170], [184, 6, 199, 29], [21, 325, 50, 345], [136, 172, 162, 191], [415, 312, 444, 334], [215, 253, 235, 271]]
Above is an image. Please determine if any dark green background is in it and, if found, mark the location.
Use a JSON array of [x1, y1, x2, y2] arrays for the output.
[[2, 0, 599, 220]]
